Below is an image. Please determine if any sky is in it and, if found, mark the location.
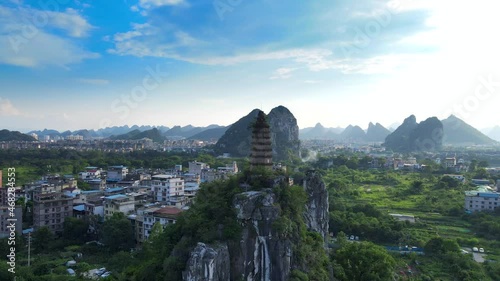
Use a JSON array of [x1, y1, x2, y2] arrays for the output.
[[1, 0, 500, 132]]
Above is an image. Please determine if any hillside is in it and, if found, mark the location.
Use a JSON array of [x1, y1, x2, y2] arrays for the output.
[[365, 122, 391, 142], [384, 115, 443, 151], [110, 128, 164, 143], [0, 129, 36, 141], [188, 126, 228, 141], [340, 125, 365, 141], [442, 115, 497, 145]]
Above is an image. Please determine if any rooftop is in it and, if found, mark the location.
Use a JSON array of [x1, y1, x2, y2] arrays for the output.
[[104, 194, 129, 200]]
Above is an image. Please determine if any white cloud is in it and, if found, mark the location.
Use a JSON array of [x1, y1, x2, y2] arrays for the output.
[[138, 0, 186, 9], [45, 8, 94, 38], [77, 78, 110, 85], [270, 67, 296, 80], [0, 98, 21, 116], [0, 4, 98, 67], [0, 32, 99, 68]]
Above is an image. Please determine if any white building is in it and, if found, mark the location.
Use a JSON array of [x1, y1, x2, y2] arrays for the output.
[[66, 135, 84, 141], [79, 167, 101, 180], [465, 186, 500, 212], [151, 175, 184, 204]]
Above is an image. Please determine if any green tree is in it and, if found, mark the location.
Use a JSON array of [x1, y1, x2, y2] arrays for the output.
[[63, 217, 90, 242], [101, 213, 134, 252], [32, 226, 54, 253], [333, 241, 396, 281], [424, 237, 459, 256]]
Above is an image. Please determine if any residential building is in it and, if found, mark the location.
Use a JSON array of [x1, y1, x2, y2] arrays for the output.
[[33, 192, 73, 233], [65, 135, 84, 141], [0, 206, 22, 238], [104, 194, 135, 219], [465, 186, 500, 212], [444, 157, 457, 169], [141, 206, 182, 242], [188, 161, 209, 175], [151, 175, 184, 204], [107, 165, 128, 181], [79, 167, 102, 180]]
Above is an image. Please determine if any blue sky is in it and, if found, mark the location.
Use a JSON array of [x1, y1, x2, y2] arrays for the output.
[[1, 0, 499, 131]]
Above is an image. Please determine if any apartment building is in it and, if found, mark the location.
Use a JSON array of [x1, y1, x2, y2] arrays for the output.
[[103, 194, 135, 219], [465, 186, 500, 212], [33, 192, 73, 233], [135, 206, 182, 243], [151, 175, 184, 204]]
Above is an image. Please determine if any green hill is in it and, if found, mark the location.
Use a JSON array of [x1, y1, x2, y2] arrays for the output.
[[0, 129, 36, 141]]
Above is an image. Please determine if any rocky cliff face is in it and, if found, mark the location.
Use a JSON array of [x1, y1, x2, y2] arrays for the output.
[[183, 242, 230, 281], [182, 175, 330, 281], [303, 170, 329, 242], [215, 106, 300, 161], [230, 190, 292, 281], [267, 106, 300, 161]]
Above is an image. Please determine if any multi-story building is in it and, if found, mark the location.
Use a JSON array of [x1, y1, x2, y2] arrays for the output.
[[0, 206, 22, 238], [151, 175, 184, 204], [79, 167, 102, 180], [444, 157, 457, 169], [33, 192, 73, 233], [139, 206, 182, 242], [465, 186, 500, 212], [65, 135, 84, 141], [188, 161, 209, 175], [103, 194, 135, 219], [107, 165, 128, 181]]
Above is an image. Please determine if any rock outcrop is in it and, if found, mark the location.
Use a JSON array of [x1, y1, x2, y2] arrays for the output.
[[267, 106, 300, 161], [230, 190, 292, 281], [183, 242, 231, 281], [384, 115, 443, 151], [303, 170, 329, 243], [182, 172, 330, 281], [215, 106, 300, 161]]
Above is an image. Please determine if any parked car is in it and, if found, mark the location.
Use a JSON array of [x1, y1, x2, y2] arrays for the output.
[[479, 248, 485, 253], [473, 247, 479, 252]]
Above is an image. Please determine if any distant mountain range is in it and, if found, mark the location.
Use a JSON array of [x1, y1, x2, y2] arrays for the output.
[[442, 115, 497, 145], [0, 112, 496, 148], [383, 114, 497, 152], [299, 122, 391, 142]]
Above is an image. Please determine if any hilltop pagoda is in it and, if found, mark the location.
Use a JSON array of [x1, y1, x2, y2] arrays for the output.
[[250, 110, 273, 170]]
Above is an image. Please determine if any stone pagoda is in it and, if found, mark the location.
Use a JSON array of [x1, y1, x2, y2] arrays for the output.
[[250, 110, 273, 170]]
